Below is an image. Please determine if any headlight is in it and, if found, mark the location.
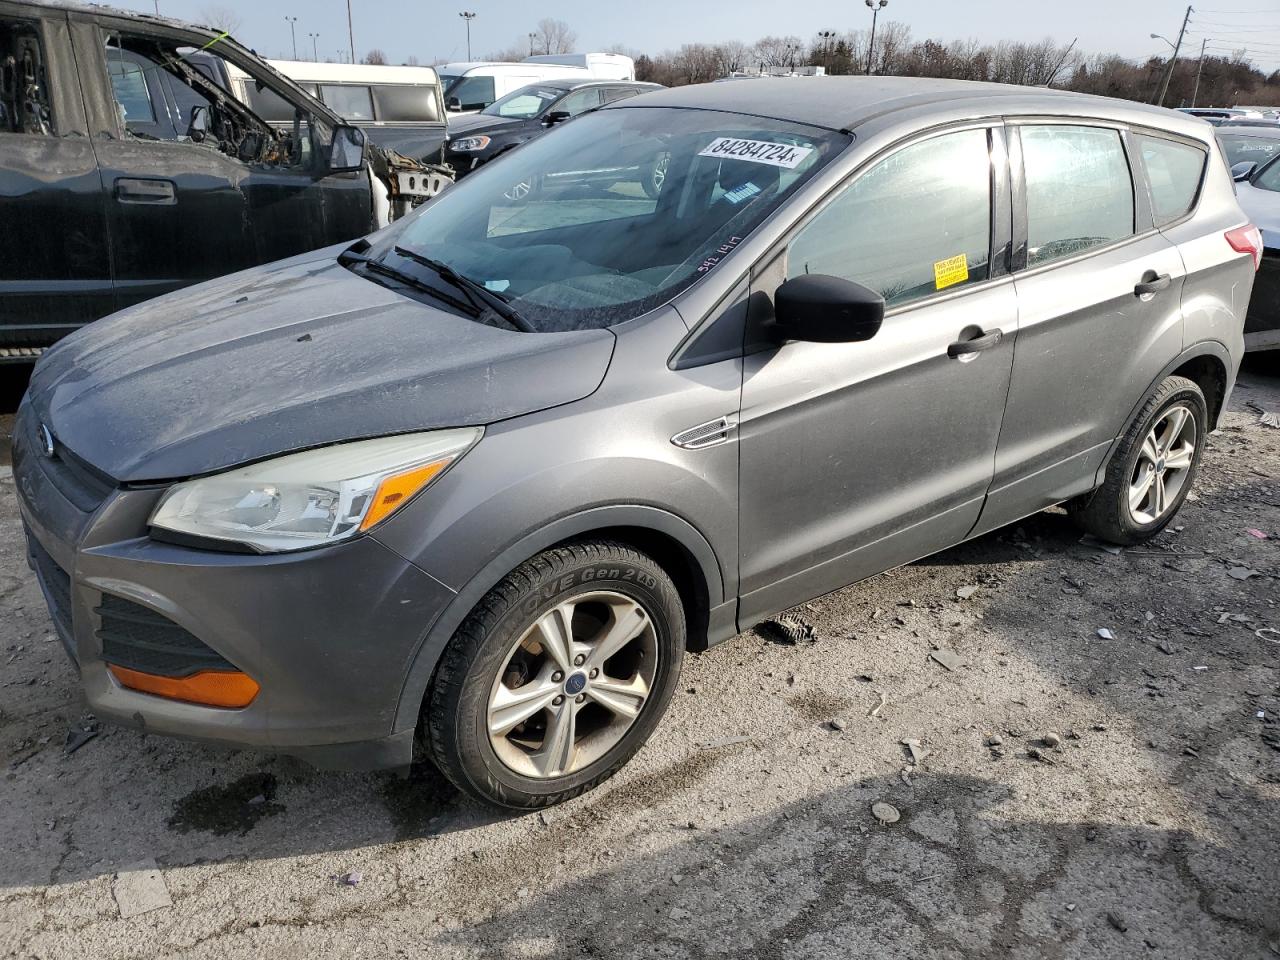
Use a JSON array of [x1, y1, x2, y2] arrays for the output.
[[450, 135, 491, 152], [150, 428, 482, 553]]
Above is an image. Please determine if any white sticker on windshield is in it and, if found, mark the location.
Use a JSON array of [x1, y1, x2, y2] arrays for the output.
[[699, 137, 814, 169]]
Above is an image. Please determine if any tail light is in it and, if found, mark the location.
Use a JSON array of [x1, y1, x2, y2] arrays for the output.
[[1225, 224, 1263, 271]]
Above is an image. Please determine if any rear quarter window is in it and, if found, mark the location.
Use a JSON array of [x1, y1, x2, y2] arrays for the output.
[[1137, 133, 1207, 226], [371, 84, 441, 122], [320, 84, 374, 121]]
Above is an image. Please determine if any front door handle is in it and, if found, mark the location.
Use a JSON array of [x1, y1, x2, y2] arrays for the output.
[[115, 177, 176, 204], [1134, 271, 1171, 298], [947, 328, 1003, 360]]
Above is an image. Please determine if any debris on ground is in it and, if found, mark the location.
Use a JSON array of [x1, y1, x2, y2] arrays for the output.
[[700, 735, 752, 750], [1097, 628, 1116, 641], [757, 616, 817, 645], [1257, 628, 1280, 644], [1227, 566, 1262, 581], [871, 802, 901, 825], [1042, 732, 1062, 749], [828, 718, 847, 732], [1246, 528, 1269, 540], [337, 871, 363, 886], [1248, 400, 1280, 428], [867, 691, 887, 718], [112, 860, 172, 919], [930, 649, 963, 672], [902, 739, 928, 764], [1106, 910, 1129, 933], [955, 585, 980, 600], [1080, 535, 1124, 555], [64, 719, 99, 755], [1027, 746, 1056, 764]]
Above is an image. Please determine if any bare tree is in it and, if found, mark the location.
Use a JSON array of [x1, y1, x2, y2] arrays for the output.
[[199, 4, 243, 35], [405, 55, 421, 67], [363, 49, 388, 66], [532, 18, 576, 56], [752, 35, 804, 70]]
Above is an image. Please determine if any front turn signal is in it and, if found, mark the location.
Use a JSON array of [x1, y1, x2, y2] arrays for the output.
[[359, 457, 453, 531], [108, 665, 260, 708]]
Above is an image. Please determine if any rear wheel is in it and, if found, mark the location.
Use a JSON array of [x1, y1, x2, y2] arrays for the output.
[[425, 541, 685, 809], [1069, 375, 1207, 545]]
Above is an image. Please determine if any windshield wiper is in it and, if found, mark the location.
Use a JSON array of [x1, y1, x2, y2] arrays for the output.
[[392, 245, 536, 333], [338, 248, 478, 318]]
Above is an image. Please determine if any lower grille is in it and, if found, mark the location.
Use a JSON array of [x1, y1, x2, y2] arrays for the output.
[[96, 595, 237, 678], [29, 535, 72, 637]]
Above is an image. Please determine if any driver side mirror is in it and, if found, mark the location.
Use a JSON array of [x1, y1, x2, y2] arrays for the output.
[[543, 110, 571, 127], [186, 104, 210, 143], [446, 96, 462, 112], [772, 274, 885, 344], [328, 124, 366, 173], [1231, 160, 1258, 182]]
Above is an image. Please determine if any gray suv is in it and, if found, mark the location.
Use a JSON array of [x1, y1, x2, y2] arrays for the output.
[[14, 78, 1259, 809]]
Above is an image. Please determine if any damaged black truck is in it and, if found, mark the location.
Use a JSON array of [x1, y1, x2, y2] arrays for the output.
[[0, 0, 451, 359]]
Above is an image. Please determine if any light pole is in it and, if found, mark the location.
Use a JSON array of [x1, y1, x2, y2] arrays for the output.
[[818, 30, 835, 71], [529, 32, 537, 57], [309, 32, 320, 61], [1150, 33, 1175, 52], [865, 0, 888, 76], [285, 16, 298, 59], [346, 0, 355, 66], [459, 11, 477, 61]]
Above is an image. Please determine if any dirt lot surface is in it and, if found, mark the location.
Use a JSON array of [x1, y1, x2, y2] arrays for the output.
[[1, 364, 1278, 960]]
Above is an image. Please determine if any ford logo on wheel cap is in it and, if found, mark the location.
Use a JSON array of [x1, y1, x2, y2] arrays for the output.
[[564, 672, 587, 696]]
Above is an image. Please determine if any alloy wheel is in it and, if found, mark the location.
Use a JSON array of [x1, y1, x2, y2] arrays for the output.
[[486, 591, 658, 779], [1128, 404, 1197, 525]]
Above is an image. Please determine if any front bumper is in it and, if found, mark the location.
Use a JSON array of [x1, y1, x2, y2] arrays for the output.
[[13, 403, 455, 771], [1245, 248, 1280, 352]]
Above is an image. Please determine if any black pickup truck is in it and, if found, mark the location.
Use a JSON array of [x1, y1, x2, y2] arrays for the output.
[[0, 0, 450, 358]]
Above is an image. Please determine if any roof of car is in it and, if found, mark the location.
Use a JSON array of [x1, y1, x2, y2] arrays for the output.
[[533, 78, 661, 93], [618, 76, 1195, 133], [1217, 124, 1280, 139]]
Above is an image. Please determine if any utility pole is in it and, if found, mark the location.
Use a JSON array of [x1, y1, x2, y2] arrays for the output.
[[459, 11, 477, 61], [1191, 37, 1208, 107], [1154, 5, 1192, 107], [309, 32, 320, 61], [865, 0, 888, 76], [285, 16, 298, 60], [346, 0, 355, 66]]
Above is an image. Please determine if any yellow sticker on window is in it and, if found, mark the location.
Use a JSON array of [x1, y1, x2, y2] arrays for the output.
[[934, 254, 969, 290]]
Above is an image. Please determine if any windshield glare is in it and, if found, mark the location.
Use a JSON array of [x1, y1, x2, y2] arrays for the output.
[[385, 108, 846, 332], [483, 85, 563, 119], [1219, 134, 1280, 169]]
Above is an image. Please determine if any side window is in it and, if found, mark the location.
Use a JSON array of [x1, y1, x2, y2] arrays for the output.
[[602, 86, 642, 104], [1020, 125, 1134, 268], [0, 18, 55, 135], [320, 84, 374, 121], [1138, 134, 1206, 226], [371, 84, 440, 123], [448, 75, 494, 111], [557, 87, 603, 117], [107, 57, 156, 126], [787, 128, 993, 308]]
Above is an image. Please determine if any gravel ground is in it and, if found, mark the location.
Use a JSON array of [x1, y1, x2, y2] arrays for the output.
[[0, 364, 1278, 960]]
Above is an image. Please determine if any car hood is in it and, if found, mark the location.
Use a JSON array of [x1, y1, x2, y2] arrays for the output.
[[26, 245, 615, 484], [446, 113, 526, 138], [1237, 181, 1280, 249]]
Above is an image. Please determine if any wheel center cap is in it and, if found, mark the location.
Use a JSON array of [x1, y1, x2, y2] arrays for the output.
[[564, 672, 588, 696], [1156, 458, 1166, 473]]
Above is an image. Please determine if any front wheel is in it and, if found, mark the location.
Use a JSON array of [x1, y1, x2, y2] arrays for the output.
[[425, 541, 685, 809], [1069, 375, 1208, 545]]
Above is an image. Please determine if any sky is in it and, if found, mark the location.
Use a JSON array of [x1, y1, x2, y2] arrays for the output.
[[112, 0, 1280, 73]]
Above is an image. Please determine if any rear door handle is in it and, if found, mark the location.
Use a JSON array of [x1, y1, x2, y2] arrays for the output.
[[947, 328, 1003, 360], [115, 177, 176, 204], [1134, 271, 1171, 298]]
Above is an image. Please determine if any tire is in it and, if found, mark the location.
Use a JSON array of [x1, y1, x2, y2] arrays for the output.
[[425, 540, 685, 809], [1069, 375, 1208, 546]]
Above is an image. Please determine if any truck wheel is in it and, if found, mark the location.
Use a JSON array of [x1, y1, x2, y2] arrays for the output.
[[425, 541, 685, 809], [1069, 375, 1207, 545]]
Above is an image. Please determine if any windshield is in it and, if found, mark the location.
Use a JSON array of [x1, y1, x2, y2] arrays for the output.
[[379, 107, 847, 332], [482, 84, 563, 119], [1256, 156, 1280, 193], [1219, 134, 1280, 169]]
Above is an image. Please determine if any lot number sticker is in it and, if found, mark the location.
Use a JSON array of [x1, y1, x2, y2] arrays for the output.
[[933, 254, 969, 290], [699, 137, 814, 169]]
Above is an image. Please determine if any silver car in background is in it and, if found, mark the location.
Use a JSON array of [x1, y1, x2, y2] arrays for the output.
[[16, 78, 1260, 809]]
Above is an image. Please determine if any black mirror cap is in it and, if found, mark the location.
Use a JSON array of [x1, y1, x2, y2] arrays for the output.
[[773, 274, 886, 344], [1231, 160, 1258, 182], [545, 110, 571, 125]]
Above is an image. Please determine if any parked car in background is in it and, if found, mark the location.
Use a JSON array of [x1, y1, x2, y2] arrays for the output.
[[251, 61, 448, 164], [1179, 107, 1252, 125], [444, 78, 662, 177], [438, 55, 636, 114], [1222, 128, 1280, 355], [16, 77, 1258, 809], [0, 0, 448, 359]]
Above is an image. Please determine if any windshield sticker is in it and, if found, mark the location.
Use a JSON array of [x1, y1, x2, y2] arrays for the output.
[[699, 138, 814, 169], [483, 279, 510, 293], [933, 254, 969, 291], [723, 182, 762, 204]]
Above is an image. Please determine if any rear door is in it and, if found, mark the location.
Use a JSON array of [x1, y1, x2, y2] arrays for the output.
[[0, 7, 113, 351], [974, 121, 1186, 535]]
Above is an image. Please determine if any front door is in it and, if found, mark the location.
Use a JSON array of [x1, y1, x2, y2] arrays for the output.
[[738, 125, 1017, 625]]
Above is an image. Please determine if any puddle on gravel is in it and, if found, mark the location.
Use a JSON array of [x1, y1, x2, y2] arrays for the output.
[[168, 772, 286, 836]]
